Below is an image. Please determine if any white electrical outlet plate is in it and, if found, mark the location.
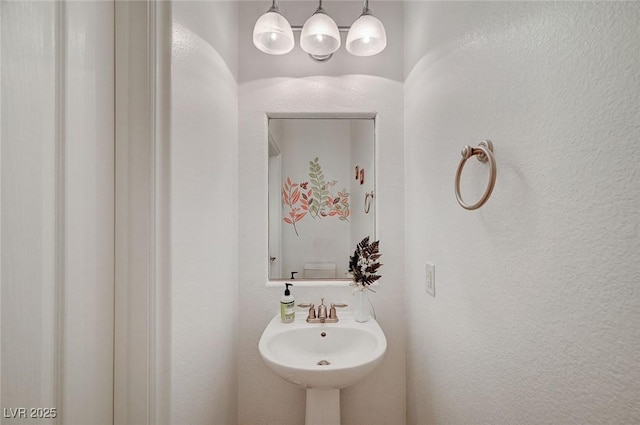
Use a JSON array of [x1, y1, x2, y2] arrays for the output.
[[425, 262, 435, 297]]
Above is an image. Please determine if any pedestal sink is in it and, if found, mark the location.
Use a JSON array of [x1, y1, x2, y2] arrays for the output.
[[258, 312, 387, 425]]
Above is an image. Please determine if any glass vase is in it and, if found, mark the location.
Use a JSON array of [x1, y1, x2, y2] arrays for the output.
[[353, 288, 369, 322]]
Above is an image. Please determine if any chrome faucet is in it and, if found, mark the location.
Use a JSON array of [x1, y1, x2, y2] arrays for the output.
[[298, 298, 348, 323]]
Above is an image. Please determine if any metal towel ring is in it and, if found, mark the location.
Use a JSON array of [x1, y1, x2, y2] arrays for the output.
[[364, 191, 374, 214], [455, 140, 497, 210]]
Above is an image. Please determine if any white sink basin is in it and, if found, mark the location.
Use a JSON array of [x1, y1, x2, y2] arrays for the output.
[[258, 312, 387, 389]]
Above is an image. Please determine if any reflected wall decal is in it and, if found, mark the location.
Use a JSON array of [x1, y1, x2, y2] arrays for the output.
[[282, 157, 350, 236]]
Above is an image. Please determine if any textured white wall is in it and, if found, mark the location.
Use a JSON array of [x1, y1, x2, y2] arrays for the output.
[[404, 2, 640, 424], [239, 4, 404, 424], [171, 2, 238, 424]]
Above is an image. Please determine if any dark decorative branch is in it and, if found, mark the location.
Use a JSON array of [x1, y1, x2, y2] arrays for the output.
[[348, 236, 383, 290]]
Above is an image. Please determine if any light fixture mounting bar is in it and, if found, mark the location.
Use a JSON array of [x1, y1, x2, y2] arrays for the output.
[[291, 25, 350, 32]]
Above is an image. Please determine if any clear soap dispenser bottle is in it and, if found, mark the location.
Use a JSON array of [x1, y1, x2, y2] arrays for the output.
[[280, 283, 295, 323]]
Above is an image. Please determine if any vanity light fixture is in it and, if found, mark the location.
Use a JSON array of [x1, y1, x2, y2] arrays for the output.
[[253, 0, 295, 55], [253, 0, 387, 62], [346, 0, 387, 57], [300, 0, 341, 61]]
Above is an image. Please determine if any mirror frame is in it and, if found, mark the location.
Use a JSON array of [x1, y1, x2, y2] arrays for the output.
[[266, 112, 377, 287]]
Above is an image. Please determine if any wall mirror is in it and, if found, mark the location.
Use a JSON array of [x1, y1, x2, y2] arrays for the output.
[[268, 117, 376, 281]]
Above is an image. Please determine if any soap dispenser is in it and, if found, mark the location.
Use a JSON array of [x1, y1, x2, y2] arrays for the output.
[[280, 283, 295, 323]]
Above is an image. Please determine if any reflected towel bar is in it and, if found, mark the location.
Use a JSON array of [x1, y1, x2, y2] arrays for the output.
[[364, 191, 374, 214]]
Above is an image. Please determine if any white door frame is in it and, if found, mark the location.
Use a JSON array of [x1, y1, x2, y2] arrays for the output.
[[2, 1, 116, 423], [114, 1, 171, 424]]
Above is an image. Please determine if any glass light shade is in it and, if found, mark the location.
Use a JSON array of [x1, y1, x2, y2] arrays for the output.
[[346, 14, 387, 57], [253, 11, 294, 55], [300, 12, 341, 56]]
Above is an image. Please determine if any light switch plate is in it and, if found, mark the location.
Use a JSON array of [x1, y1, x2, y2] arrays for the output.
[[425, 262, 435, 297]]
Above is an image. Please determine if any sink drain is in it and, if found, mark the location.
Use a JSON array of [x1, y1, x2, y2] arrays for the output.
[[317, 360, 330, 366]]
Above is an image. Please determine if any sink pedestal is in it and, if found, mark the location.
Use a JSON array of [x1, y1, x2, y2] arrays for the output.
[[305, 388, 340, 425]]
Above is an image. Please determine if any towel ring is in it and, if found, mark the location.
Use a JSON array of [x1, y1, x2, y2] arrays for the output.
[[455, 140, 496, 210], [364, 191, 374, 214]]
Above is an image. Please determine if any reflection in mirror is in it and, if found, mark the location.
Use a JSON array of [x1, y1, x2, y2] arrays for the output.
[[268, 118, 375, 281]]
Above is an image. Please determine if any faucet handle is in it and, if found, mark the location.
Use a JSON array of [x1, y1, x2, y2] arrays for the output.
[[298, 303, 316, 320], [328, 303, 348, 320]]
